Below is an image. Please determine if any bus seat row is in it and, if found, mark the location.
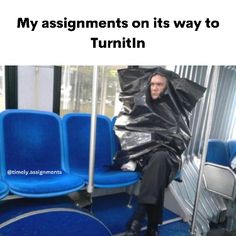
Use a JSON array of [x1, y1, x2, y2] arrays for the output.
[[0, 110, 140, 199], [204, 139, 236, 200]]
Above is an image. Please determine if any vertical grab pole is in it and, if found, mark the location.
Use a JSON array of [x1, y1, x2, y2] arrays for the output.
[[87, 65, 98, 194], [190, 66, 220, 235]]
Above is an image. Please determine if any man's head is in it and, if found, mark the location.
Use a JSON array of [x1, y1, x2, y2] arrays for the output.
[[150, 74, 167, 100]]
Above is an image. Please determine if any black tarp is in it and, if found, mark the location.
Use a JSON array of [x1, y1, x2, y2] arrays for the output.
[[114, 67, 206, 169]]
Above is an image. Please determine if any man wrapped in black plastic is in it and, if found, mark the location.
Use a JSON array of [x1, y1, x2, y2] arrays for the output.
[[113, 67, 205, 236]]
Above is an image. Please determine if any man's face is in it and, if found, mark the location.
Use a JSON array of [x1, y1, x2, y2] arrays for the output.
[[150, 74, 167, 100]]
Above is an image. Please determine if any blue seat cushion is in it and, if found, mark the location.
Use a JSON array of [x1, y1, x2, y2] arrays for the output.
[[75, 168, 140, 188], [0, 181, 9, 199], [5, 174, 84, 197]]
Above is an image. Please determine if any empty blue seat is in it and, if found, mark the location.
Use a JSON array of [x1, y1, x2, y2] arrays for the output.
[[204, 139, 236, 200], [204, 139, 236, 231], [0, 110, 85, 198], [63, 113, 140, 188], [206, 139, 229, 166], [227, 139, 236, 165]]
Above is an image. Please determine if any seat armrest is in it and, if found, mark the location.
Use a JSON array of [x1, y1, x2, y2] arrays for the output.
[[203, 162, 236, 200]]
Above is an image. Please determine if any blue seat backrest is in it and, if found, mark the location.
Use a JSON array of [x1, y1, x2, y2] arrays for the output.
[[63, 113, 113, 172], [206, 139, 230, 166], [111, 116, 121, 156], [227, 139, 236, 164], [0, 110, 63, 177]]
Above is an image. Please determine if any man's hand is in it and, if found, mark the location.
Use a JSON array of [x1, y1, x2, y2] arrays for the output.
[[121, 160, 137, 171]]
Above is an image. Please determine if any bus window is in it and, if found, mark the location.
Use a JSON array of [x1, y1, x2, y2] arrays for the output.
[[60, 65, 125, 118]]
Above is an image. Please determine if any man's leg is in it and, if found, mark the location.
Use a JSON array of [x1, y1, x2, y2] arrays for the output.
[[125, 151, 171, 236], [139, 151, 171, 235]]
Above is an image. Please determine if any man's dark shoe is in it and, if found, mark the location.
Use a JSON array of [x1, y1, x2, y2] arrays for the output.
[[145, 226, 159, 236], [125, 220, 141, 236]]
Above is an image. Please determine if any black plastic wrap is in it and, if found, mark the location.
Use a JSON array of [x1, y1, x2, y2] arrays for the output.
[[114, 67, 206, 167]]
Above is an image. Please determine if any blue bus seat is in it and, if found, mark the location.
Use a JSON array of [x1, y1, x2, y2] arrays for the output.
[[62, 113, 140, 188], [204, 139, 236, 200], [0, 110, 85, 198], [228, 139, 236, 166], [206, 139, 230, 166]]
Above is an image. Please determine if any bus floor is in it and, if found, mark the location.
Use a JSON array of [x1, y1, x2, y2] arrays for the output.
[[1, 192, 235, 236]]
